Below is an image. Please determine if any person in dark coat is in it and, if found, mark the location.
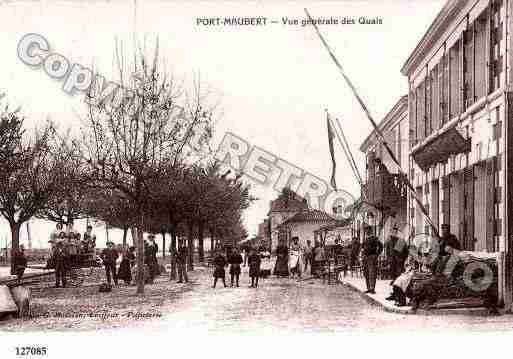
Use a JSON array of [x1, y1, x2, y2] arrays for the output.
[[101, 241, 118, 286], [13, 245, 28, 284], [274, 239, 289, 277], [350, 236, 361, 272], [248, 248, 261, 287], [228, 247, 243, 287], [117, 245, 135, 285], [439, 224, 461, 256], [53, 241, 67, 288], [176, 243, 188, 283], [212, 250, 227, 288], [387, 225, 409, 280], [144, 235, 159, 283], [362, 226, 383, 294], [385, 225, 409, 301]]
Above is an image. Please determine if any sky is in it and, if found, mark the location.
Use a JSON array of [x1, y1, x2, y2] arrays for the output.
[[0, 0, 445, 248]]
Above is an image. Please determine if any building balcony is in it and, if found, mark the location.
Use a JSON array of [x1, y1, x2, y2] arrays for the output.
[[362, 171, 408, 212]]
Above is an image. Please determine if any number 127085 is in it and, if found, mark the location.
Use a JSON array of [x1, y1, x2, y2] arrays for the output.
[[15, 347, 47, 356]]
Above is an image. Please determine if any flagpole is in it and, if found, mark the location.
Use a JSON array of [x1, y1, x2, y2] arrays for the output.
[[334, 116, 364, 187], [327, 111, 363, 188], [305, 8, 438, 237]]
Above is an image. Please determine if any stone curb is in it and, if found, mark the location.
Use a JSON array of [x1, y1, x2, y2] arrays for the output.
[[340, 280, 494, 316]]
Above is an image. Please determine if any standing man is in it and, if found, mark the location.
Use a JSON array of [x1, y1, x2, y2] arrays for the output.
[[362, 225, 383, 294], [385, 225, 409, 301], [101, 241, 119, 286], [387, 225, 409, 281], [53, 241, 67, 288], [228, 247, 243, 287], [248, 247, 261, 288], [176, 242, 189, 283]]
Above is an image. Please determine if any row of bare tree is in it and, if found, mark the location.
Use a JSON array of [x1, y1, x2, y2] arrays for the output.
[[0, 44, 253, 294]]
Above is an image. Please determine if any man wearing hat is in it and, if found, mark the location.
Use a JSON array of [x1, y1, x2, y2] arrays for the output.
[[387, 224, 409, 281], [362, 225, 383, 294], [385, 224, 409, 301], [53, 240, 68, 288], [439, 224, 461, 256], [101, 241, 119, 286]]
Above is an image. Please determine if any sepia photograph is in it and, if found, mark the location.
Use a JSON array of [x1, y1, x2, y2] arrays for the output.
[[1, 0, 513, 357]]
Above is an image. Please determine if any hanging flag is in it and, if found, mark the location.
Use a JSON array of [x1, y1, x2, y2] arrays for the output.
[[327, 112, 337, 190]]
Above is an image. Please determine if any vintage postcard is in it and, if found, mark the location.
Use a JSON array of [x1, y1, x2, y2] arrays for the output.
[[1, 0, 512, 357]]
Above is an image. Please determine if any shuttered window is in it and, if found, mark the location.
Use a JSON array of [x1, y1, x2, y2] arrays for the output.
[[474, 10, 487, 100], [463, 25, 474, 109], [426, 74, 432, 136], [430, 65, 440, 132], [441, 54, 449, 125], [490, 0, 503, 92], [417, 81, 426, 142], [449, 40, 461, 118], [410, 90, 417, 146]]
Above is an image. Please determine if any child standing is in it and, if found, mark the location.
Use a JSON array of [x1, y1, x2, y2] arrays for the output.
[[248, 248, 261, 288], [212, 250, 227, 288], [228, 248, 243, 287]]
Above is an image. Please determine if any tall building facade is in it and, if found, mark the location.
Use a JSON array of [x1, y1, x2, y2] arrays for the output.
[[401, 0, 513, 307]]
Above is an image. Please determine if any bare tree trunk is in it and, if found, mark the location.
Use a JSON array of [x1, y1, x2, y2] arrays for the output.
[[122, 226, 128, 247], [169, 227, 177, 280], [210, 228, 215, 252], [198, 222, 205, 262], [9, 222, 21, 275], [187, 222, 194, 271], [136, 213, 145, 295], [161, 231, 166, 259]]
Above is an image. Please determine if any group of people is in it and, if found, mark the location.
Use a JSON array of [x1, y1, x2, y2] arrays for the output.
[[104, 234, 159, 287], [274, 236, 346, 278], [358, 222, 465, 308], [47, 223, 99, 288], [45, 222, 161, 288], [385, 223, 462, 308], [211, 247, 262, 288]]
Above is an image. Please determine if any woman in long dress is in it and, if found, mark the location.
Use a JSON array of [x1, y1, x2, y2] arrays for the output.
[[289, 237, 302, 278], [274, 240, 289, 277], [118, 246, 135, 285]]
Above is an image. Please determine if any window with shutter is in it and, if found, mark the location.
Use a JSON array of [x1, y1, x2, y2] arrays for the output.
[[410, 91, 417, 146], [442, 54, 450, 124], [450, 41, 461, 118], [474, 10, 487, 100], [417, 81, 426, 142], [431, 65, 439, 131], [490, 0, 503, 92], [463, 25, 474, 109], [426, 74, 432, 136]]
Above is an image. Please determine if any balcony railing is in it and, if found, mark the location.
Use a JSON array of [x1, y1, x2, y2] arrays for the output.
[[363, 171, 408, 211]]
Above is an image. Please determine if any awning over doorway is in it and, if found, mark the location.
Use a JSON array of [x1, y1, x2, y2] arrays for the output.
[[412, 127, 471, 171]]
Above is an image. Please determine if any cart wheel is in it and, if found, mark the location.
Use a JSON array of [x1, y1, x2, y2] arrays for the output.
[[67, 267, 85, 287]]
